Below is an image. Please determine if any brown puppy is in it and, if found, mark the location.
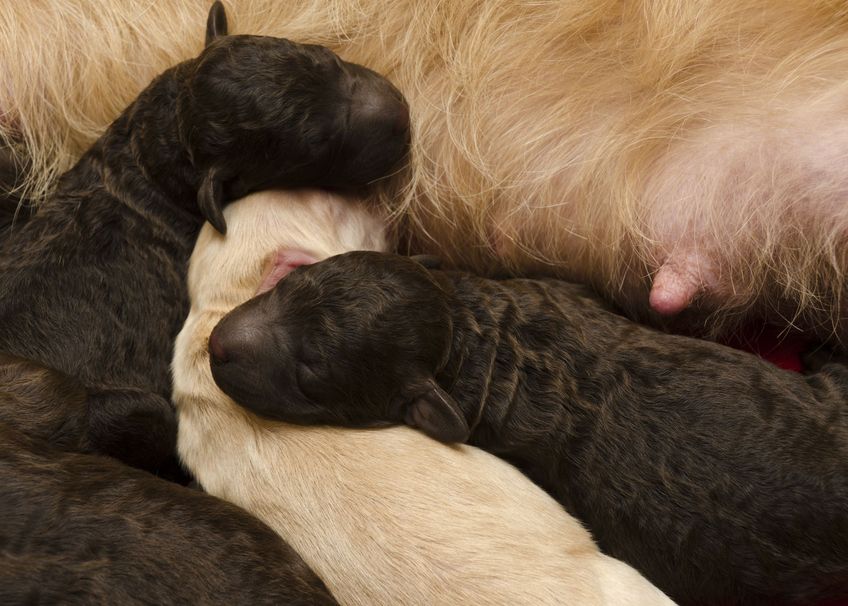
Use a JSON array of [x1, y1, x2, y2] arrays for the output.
[[210, 250, 848, 606], [0, 428, 338, 606], [0, 351, 337, 605], [0, 2, 408, 472]]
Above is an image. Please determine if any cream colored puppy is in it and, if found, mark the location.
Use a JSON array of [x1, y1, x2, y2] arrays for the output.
[[172, 189, 674, 606]]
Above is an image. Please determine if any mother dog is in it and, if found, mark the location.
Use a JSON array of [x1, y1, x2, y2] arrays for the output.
[[3, 0, 848, 348]]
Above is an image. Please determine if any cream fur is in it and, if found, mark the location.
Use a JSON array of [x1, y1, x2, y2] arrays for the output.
[[172, 189, 674, 606], [5, 0, 847, 342]]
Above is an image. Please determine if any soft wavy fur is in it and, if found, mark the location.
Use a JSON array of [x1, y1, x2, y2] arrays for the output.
[[172, 188, 674, 606], [3, 0, 848, 343]]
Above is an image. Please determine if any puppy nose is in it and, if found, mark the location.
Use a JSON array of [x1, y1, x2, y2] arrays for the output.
[[350, 75, 410, 139], [208, 328, 228, 364], [208, 322, 251, 366]]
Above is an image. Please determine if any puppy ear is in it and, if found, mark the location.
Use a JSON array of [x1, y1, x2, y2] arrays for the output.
[[205, 1, 228, 47], [404, 380, 469, 443], [198, 167, 227, 234], [410, 254, 442, 269]]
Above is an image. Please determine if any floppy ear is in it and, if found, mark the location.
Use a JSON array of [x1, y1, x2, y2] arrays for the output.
[[205, 1, 228, 47], [198, 167, 227, 234], [404, 380, 469, 443], [410, 254, 442, 269]]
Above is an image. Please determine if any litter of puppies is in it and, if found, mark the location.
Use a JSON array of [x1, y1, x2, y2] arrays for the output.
[[0, 2, 845, 605]]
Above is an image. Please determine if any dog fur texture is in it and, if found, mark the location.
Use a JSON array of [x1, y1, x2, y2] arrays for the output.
[[210, 250, 848, 606], [0, 3, 408, 471], [2, 0, 848, 345], [172, 189, 674, 606], [0, 429, 338, 605], [0, 345, 337, 605], [0, 353, 185, 472]]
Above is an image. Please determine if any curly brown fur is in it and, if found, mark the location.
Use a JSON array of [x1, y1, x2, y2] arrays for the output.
[[0, 3, 408, 471], [2, 0, 848, 347], [210, 250, 848, 606], [0, 425, 337, 606]]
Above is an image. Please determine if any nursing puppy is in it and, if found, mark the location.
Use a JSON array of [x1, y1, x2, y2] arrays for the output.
[[173, 189, 674, 606], [210, 250, 848, 606], [0, 427, 338, 606], [3, 0, 848, 347], [0, 3, 408, 471]]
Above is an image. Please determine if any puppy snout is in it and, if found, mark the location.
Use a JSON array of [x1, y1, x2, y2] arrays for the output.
[[208, 317, 261, 367], [208, 328, 229, 365], [391, 99, 410, 135], [349, 80, 410, 139]]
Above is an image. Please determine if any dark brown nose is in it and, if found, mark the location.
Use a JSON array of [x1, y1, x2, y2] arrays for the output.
[[208, 326, 228, 364], [350, 89, 410, 138], [208, 309, 268, 369]]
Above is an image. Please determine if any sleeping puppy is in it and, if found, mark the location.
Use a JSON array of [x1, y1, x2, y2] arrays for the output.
[[0, 427, 338, 606], [0, 349, 337, 604], [173, 189, 674, 606], [0, 2, 408, 472], [210, 250, 848, 606]]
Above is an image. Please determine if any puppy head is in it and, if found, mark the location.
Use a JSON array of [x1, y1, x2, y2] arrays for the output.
[[208, 251, 469, 441], [179, 3, 410, 234]]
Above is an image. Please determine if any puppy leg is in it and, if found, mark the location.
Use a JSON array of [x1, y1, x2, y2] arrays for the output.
[[85, 388, 177, 473]]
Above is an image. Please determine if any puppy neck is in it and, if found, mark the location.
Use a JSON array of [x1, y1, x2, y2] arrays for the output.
[[104, 62, 203, 229]]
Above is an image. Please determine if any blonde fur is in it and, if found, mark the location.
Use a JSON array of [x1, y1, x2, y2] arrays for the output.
[[4, 0, 848, 342], [171, 189, 674, 606]]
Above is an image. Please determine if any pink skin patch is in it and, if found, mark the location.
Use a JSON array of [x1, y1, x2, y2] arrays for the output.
[[649, 264, 700, 315], [256, 249, 318, 295], [649, 250, 717, 316]]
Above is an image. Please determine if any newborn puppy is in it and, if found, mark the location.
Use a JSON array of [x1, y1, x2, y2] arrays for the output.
[[0, 426, 338, 606], [0, 347, 337, 604], [174, 190, 674, 606], [211, 250, 848, 606], [0, 2, 408, 471]]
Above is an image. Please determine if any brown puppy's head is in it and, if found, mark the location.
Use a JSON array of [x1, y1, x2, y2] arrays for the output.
[[209, 251, 471, 442], [180, 3, 410, 233]]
